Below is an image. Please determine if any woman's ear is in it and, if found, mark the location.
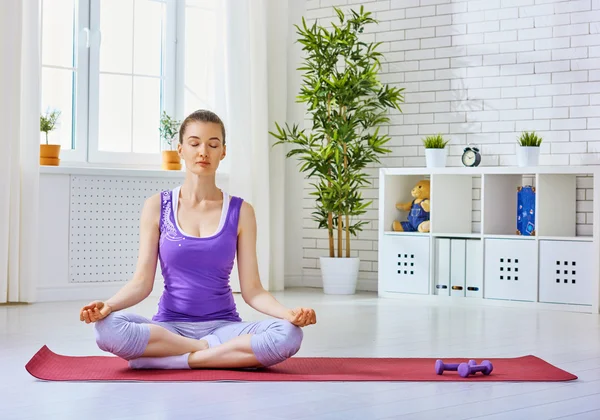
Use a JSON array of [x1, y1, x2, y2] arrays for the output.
[[221, 145, 227, 160]]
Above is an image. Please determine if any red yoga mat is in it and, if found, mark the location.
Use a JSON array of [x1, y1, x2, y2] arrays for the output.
[[25, 346, 577, 382]]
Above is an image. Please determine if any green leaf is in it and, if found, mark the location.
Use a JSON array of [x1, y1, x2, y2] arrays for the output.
[[270, 6, 404, 248]]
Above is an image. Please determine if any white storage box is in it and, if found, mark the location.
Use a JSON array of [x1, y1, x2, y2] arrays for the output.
[[380, 234, 430, 295], [484, 238, 537, 302], [539, 240, 593, 306]]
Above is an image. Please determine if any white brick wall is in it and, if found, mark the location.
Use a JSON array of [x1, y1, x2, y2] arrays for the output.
[[301, 0, 598, 291]]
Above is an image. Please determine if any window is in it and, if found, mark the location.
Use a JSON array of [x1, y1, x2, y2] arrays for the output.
[[41, 0, 87, 162], [89, 0, 174, 165], [41, 0, 218, 167]]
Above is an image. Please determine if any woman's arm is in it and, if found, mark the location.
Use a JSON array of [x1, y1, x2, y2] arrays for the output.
[[236, 201, 316, 327], [106, 193, 161, 311], [80, 194, 161, 323]]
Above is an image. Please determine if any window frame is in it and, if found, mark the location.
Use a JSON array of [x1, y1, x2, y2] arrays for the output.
[[85, 0, 177, 167], [40, 0, 90, 164], [40, 0, 228, 170]]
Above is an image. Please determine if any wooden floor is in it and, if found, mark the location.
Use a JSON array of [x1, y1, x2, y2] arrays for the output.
[[1, 288, 600, 419]]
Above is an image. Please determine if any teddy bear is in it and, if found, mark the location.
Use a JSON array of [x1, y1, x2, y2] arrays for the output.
[[392, 180, 430, 233]]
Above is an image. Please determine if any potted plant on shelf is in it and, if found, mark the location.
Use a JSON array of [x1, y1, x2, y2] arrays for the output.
[[160, 111, 182, 170], [39, 109, 61, 166], [517, 131, 542, 167], [422, 134, 449, 168], [270, 7, 404, 295]]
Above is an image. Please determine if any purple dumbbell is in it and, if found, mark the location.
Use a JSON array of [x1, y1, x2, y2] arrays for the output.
[[435, 359, 476, 375], [458, 360, 493, 378]]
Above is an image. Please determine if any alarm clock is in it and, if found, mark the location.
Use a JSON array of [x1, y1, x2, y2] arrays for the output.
[[462, 146, 481, 167]]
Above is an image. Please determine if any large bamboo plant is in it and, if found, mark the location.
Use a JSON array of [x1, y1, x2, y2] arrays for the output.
[[271, 7, 404, 258]]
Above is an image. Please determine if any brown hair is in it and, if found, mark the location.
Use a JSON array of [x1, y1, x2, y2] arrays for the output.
[[179, 109, 226, 146]]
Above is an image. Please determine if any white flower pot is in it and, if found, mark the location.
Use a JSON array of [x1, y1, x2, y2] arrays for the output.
[[517, 146, 540, 167], [425, 148, 447, 168], [319, 257, 360, 295]]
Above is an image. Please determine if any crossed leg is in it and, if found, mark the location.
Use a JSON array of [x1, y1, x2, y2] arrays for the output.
[[94, 312, 304, 370], [93, 312, 209, 360], [186, 318, 304, 369]]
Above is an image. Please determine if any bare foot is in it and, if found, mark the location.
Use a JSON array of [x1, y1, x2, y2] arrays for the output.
[[196, 339, 209, 351]]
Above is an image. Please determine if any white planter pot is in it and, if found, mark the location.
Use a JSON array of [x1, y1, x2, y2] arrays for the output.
[[319, 257, 360, 295], [517, 146, 540, 167], [425, 148, 447, 168]]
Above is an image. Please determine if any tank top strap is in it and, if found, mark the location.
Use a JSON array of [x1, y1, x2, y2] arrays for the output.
[[225, 195, 244, 234], [159, 189, 174, 234]]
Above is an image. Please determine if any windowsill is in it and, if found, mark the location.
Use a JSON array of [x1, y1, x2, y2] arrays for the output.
[[39, 164, 229, 182], [39, 164, 186, 178]]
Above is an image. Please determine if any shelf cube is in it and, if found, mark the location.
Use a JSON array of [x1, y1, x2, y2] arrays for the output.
[[539, 240, 593, 306], [484, 238, 537, 302], [537, 174, 578, 237], [380, 234, 430, 295], [483, 174, 537, 236]]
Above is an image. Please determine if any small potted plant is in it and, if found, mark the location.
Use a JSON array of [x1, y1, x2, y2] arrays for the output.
[[160, 111, 182, 170], [423, 134, 449, 168], [39, 109, 61, 166], [517, 131, 542, 167]]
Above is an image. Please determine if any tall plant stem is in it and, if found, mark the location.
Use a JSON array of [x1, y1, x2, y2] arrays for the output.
[[342, 106, 350, 258], [326, 93, 334, 258], [337, 214, 343, 258]]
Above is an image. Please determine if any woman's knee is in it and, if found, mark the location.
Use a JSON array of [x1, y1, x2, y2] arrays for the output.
[[94, 312, 150, 360], [276, 320, 303, 357], [94, 312, 120, 348], [253, 320, 303, 367]]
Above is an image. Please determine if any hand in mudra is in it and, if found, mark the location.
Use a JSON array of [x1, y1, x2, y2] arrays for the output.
[[286, 307, 317, 327], [79, 301, 112, 324]]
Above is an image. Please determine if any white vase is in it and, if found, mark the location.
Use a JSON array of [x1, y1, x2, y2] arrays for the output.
[[516, 146, 540, 167], [425, 148, 447, 168], [319, 257, 360, 295]]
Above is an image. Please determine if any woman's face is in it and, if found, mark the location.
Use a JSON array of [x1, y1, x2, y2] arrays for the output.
[[178, 121, 226, 175]]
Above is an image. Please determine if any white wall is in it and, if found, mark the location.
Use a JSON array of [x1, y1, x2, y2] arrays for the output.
[[284, 0, 310, 288], [291, 0, 599, 291]]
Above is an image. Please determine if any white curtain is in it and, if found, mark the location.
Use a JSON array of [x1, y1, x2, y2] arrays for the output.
[[0, 0, 41, 303], [214, 0, 289, 292]]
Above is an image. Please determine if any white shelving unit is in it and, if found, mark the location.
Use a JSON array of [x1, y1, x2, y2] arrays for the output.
[[377, 166, 600, 314]]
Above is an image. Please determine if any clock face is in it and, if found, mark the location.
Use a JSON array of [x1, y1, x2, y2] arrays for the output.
[[462, 150, 476, 166]]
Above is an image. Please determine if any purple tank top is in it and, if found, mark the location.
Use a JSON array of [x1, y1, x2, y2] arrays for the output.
[[152, 188, 243, 323]]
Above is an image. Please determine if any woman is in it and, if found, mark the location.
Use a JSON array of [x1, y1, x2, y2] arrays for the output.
[[79, 109, 316, 370]]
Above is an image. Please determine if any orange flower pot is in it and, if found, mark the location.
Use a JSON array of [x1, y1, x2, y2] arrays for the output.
[[162, 150, 181, 170], [40, 144, 61, 166]]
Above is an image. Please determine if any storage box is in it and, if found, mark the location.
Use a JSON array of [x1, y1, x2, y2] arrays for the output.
[[539, 240, 593, 306], [484, 238, 537, 302], [380, 234, 430, 295], [517, 185, 536, 236]]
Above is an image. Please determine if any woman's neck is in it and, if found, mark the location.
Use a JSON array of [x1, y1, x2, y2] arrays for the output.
[[180, 173, 222, 204]]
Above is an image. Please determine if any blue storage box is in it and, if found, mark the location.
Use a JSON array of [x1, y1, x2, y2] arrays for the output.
[[517, 185, 536, 236]]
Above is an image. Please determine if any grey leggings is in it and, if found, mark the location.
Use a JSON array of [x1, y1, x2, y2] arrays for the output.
[[94, 312, 303, 367]]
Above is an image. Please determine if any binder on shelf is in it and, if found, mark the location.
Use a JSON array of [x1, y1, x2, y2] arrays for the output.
[[450, 239, 466, 297]]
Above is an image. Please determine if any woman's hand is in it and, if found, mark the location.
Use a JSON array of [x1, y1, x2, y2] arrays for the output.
[[285, 307, 317, 327], [79, 301, 112, 324]]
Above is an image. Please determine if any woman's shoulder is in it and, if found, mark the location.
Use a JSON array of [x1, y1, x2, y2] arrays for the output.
[[143, 192, 164, 216], [236, 200, 255, 236], [138, 192, 163, 230]]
